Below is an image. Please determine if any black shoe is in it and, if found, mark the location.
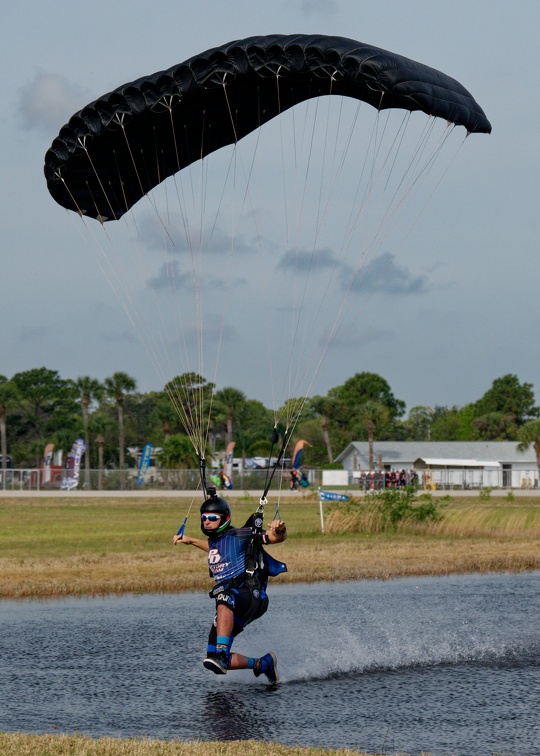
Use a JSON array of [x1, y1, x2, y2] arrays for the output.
[[253, 652, 278, 685], [203, 650, 228, 675]]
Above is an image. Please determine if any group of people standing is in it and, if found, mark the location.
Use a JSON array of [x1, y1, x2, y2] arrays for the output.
[[358, 469, 418, 491]]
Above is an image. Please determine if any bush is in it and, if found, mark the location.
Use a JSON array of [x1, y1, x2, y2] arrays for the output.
[[324, 487, 445, 534]]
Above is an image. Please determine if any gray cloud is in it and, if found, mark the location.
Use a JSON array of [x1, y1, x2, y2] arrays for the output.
[[320, 322, 392, 350], [348, 251, 428, 296], [138, 213, 256, 257], [146, 262, 194, 291], [278, 246, 341, 273], [18, 73, 87, 131], [99, 329, 138, 344], [146, 261, 247, 293], [300, 0, 338, 17], [17, 325, 50, 342]]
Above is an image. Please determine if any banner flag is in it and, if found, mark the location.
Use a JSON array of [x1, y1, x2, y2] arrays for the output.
[[43, 443, 55, 484], [137, 443, 153, 485], [318, 487, 350, 535], [60, 439, 86, 490], [319, 489, 350, 502]]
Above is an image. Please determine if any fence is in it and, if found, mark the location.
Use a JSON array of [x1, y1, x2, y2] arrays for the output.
[[354, 467, 539, 492], [0, 467, 320, 492], [1, 466, 539, 492]]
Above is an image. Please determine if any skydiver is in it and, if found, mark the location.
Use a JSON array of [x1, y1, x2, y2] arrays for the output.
[[173, 491, 287, 683]]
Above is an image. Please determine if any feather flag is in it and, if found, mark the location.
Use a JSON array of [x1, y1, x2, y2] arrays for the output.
[[222, 441, 235, 489], [60, 439, 86, 490], [137, 443, 153, 485], [292, 439, 312, 470], [43, 443, 54, 484]]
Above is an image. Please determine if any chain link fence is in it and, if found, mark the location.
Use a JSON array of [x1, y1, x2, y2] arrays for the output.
[[0, 467, 320, 492], [1, 466, 539, 492]]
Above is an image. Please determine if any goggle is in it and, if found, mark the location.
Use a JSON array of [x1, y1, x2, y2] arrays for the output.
[[201, 514, 220, 522]]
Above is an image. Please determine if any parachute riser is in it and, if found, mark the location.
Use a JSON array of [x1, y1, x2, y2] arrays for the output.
[[261, 426, 290, 500], [198, 454, 208, 500]]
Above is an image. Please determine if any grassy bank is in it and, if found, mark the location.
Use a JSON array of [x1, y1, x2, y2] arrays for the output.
[[1, 495, 539, 599], [0, 734, 406, 756]]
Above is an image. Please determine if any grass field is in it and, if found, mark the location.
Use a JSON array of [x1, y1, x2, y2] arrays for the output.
[[0, 734, 399, 756], [1, 494, 539, 598]]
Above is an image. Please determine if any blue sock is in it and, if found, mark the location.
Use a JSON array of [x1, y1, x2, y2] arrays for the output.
[[246, 657, 256, 669], [216, 635, 230, 652]]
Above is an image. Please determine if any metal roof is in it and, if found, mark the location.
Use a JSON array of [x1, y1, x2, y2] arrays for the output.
[[335, 441, 536, 465], [414, 457, 501, 468]]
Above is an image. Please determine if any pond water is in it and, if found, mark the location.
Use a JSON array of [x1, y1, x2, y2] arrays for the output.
[[0, 572, 538, 756]]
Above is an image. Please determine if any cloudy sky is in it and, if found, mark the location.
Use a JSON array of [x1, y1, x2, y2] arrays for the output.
[[2, 0, 539, 416]]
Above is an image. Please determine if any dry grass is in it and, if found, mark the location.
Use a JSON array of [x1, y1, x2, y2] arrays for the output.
[[323, 496, 540, 538], [0, 495, 539, 598], [0, 734, 413, 756]]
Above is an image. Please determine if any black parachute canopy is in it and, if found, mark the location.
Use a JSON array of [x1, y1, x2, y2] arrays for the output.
[[44, 34, 491, 221]]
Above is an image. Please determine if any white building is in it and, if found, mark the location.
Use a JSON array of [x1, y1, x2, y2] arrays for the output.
[[335, 441, 538, 489]]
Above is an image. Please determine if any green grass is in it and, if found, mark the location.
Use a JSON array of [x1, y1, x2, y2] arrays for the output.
[[0, 497, 323, 559], [2, 495, 539, 599]]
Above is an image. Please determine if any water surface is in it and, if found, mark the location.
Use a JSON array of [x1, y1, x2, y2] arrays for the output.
[[0, 572, 538, 755]]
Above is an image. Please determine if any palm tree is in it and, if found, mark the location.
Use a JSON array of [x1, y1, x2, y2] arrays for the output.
[[357, 400, 390, 470], [0, 377, 17, 475], [516, 419, 540, 475], [311, 395, 338, 463], [90, 412, 115, 491], [75, 376, 103, 489], [95, 434, 105, 490], [214, 387, 246, 447], [104, 372, 137, 489]]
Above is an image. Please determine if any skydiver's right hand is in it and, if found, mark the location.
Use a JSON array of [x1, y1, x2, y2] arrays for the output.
[[173, 534, 192, 545]]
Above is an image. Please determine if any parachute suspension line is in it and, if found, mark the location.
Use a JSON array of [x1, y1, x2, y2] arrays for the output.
[[165, 99, 182, 176], [293, 101, 364, 379], [221, 74, 239, 145], [359, 117, 448, 261], [275, 70, 291, 248], [275, 79, 348, 410], [286, 83, 340, 402], [115, 114, 149, 209], [390, 124, 465, 263], [176, 485, 205, 538], [73, 212, 201, 433], [277, 85, 324, 407], [261, 425, 292, 501], [306, 117, 460, 367], [75, 137, 119, 222]]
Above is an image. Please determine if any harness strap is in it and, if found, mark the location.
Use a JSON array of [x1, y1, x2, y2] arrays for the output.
[[209, 571, 260, 598], [245, 498, 266, 576]]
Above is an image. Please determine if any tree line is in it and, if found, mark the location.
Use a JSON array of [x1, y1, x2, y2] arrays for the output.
[[1, 368, 540, 473]]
